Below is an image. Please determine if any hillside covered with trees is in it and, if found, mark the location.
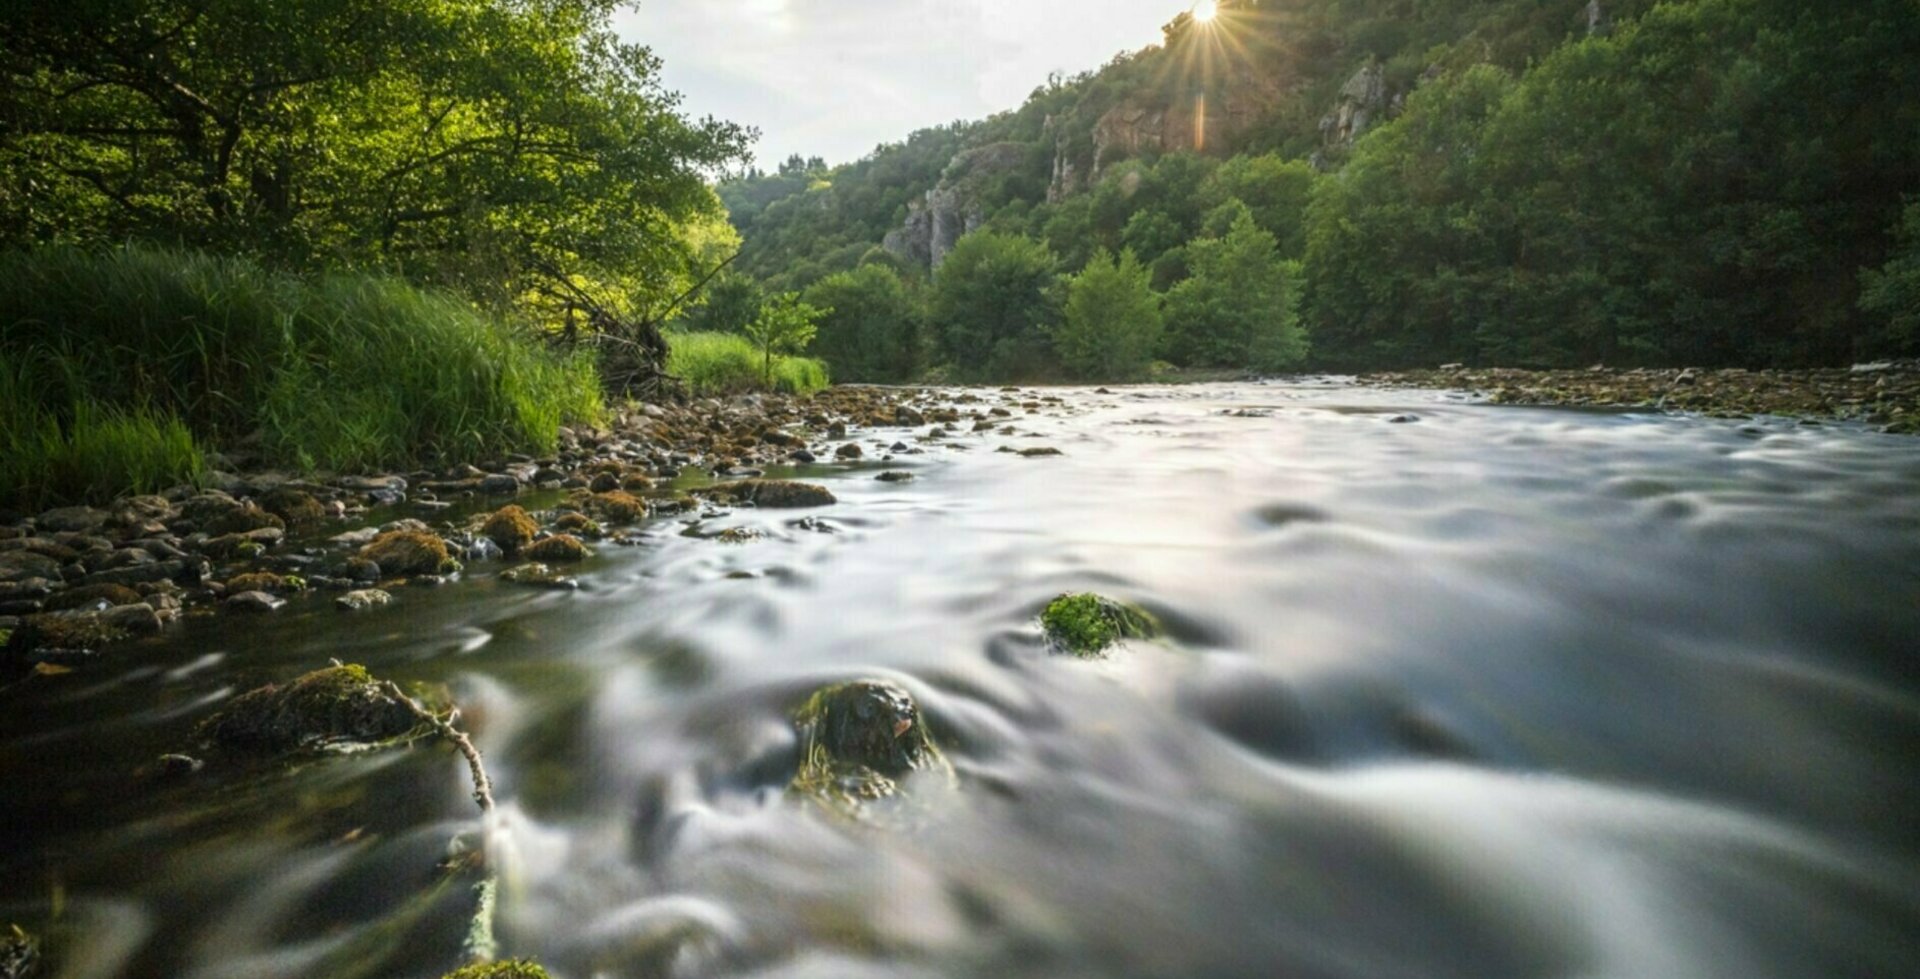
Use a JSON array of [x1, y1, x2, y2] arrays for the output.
[[706, 0, 1920, 381]]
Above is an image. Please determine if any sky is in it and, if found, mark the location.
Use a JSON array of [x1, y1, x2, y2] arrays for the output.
[[612, 0, 1197, 170]]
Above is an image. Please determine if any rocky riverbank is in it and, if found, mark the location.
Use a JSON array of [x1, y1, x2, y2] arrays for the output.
[[1363, 363, 1920, 433], [0, 386, 1075, 679]]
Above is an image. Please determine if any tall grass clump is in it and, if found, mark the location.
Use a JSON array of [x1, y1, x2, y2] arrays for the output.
[[666, 331, 829, 396], [0, 245, 604, 508], [0, 356, 206, 511]]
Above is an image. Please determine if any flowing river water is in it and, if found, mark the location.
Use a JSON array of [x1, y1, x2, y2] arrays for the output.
[[4, 381, 1919, 979]]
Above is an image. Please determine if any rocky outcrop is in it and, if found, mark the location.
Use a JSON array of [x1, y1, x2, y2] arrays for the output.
[[1085, 71, 1284, 178], [882, 142, 1026, 271], [1320, 62, 1387, 149]]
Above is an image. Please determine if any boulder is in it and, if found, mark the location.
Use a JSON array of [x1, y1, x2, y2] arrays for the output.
[[525, 535, 590, 563], [359, 531, 455, 576], [1041, 593, 1160, 657], [480, 505, 538, 554], [200, 664, 418, 754], [732, 480, 837, 508]]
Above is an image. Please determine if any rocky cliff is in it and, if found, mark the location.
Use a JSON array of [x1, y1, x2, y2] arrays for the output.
[[882, 142, 1026, 270]]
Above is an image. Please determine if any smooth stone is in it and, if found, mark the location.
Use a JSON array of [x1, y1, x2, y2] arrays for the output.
[[225, 591, 286, 613]]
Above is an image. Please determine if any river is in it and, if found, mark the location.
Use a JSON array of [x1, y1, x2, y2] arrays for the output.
[[3, 381, 1918, 979]]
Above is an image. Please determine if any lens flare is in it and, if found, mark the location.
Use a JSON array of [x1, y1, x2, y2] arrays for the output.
[[1193, 1, 1219, 23]]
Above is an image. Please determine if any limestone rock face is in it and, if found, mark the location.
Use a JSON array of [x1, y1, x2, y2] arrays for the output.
[[882, 142, 1026, 271], [1320, 62, 1387, 149]]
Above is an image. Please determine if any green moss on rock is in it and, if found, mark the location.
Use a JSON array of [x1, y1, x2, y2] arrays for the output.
[[525, 535, 590, 562], [552, 512, 604, 537], [6, 612, 128, 655], [261, 488, 327, 525], [589, 490, 647, 524], [790, 679, 951, 816], [441, 960, 552, 979], [1041, 593, 1159, 658], [200, 664, 420, 754], [45, 583, 143, 611], [203, 503, 287, 536], [226, 572, 306, 595], [360, 531, 452, 576], [480, 505, 539, 554]]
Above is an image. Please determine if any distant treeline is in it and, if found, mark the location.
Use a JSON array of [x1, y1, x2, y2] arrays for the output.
[[707, 0, 1920, 379]]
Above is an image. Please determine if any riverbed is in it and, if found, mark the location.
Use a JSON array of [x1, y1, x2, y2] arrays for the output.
[[4, 380, 1918, 979]]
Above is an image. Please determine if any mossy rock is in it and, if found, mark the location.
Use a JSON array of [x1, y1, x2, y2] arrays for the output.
[[202, 534, 268, 560], [200, 664, 420, 755], [1041, 593, 1160, 658], [525, 535, 590, 562], [790, 679, 952, 819], [203, 503, 287, 537], [6, 612, 128, 656], [226, 572, 306, 595], [732, 479, 837, 508], [45, 583, 143, 612], [480, 506, 538, 554], [589, 491, 647, 524], [441, 960, 551, 979], [552, 512, 604, 538], [360, 531, 452, 576], [261, 488, 327, 525]]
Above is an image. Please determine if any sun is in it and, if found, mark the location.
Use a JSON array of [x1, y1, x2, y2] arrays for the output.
[[1192, 1, 1219, 23]]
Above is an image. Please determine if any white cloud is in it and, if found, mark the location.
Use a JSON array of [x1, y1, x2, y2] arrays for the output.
[[615, 0, 1186, 168]]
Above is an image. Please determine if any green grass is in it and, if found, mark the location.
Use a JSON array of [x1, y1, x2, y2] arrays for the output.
[[0, 246, 604, 508], [0, 357, 206, 509], [666, 331, 829, 396]]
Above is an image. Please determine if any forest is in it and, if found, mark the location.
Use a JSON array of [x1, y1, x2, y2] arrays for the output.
[[708, 0, 1920, 380]]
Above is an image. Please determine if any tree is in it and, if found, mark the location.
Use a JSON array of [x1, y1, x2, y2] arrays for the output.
[[930, 231, 1058, 378], [1055, 250, 1163, 381], [1166, 212, 1308, 370], [1200, 154, 1318, 259], [683, 273, 765, 335], [745, 293, 824, 384], [1861, 203, 1920, 355], [0, 0, 752, 326], [803, 265, 923, 381]]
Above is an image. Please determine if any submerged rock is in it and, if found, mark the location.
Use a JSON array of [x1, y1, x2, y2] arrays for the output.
[[200, 664, 419, 754], [1041, 593, 1160, 658], [1018, 447, 1064, 458], [790, 679, 951, 816], [480, 506, 538, 554], [360, 531, 456, 576]]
